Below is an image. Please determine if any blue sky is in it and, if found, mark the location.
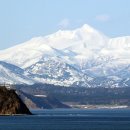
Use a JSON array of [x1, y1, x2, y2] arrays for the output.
[[0, 0, 130, 50]]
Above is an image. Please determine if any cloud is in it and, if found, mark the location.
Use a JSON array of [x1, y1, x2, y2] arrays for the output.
[[58, 18, 70, 29], [96, 14, 110, 22]]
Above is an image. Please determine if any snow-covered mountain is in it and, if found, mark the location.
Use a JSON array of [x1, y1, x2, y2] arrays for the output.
[[0, 24, 130, 87], [0, 61, 34, 84], [0, 24, 108, 67], [25, 56, 90, 87]]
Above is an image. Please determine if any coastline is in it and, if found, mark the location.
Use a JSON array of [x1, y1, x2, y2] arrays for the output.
[[68, 104, 130, 109]]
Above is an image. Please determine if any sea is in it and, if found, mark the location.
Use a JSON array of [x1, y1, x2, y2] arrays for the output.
[[0, 109, 130, 130]]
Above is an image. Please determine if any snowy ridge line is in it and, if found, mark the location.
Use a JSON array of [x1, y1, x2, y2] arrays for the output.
[[0, 24, 130, 87]]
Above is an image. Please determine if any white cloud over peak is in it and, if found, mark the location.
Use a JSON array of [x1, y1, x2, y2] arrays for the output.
[[58, 18, 70, 29], [96, 14, 110, 22]]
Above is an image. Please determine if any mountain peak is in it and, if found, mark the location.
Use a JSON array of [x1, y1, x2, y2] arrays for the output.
[[80, 24, 96, 32], [54, 24, 97, 36]]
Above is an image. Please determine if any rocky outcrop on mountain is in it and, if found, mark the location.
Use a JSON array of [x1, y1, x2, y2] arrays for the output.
[[0, 86, 31, 115]]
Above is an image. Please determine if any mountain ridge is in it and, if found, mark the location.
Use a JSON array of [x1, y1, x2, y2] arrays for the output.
[[0, 24, 130, 87]]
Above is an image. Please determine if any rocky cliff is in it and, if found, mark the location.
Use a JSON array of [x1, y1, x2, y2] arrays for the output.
[[0, 86, 31, 115]]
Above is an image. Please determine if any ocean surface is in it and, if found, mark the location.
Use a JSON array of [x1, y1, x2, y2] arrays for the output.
[[0, 109, 130, 130]]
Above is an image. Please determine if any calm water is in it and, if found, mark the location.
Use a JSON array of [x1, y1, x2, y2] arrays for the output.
[[0, 109, 130, 130]]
